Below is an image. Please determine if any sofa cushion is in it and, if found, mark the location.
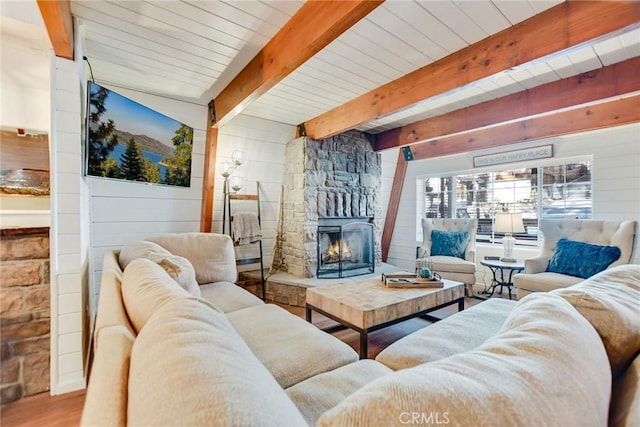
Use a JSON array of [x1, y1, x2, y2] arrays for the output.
[[551, 264, 640, 379], [421, 255, 476, 274], [119, 240, 200, 296], [286, 360, 392, 426], [318, 293, 612, 426], [430, 230, 469, 259], [93, 250, 136, 348], [81, 325, 134, 427], [147, 233, 237, 284], [121, 258, 193, 333], [376, 298, 516, 370], [200, 281, 263, 313], [547, 238, 621, 279], [226, 304, 359, 388], [128, 297, 307, 427], [609, 353, 640, 427], [514, 271, 582, 293]]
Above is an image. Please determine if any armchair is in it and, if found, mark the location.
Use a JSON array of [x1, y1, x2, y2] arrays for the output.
[[513, 219, 637, 300], [416, 218, 477, 296]]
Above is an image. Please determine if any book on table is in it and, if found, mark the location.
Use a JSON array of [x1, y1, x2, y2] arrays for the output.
[[382, 273, 444, 288]]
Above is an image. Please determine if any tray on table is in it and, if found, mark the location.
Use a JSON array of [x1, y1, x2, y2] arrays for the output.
[[381, 273, 444, 288]]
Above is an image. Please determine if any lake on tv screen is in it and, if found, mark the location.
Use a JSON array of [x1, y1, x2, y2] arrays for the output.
[[110, 144, 168, 179]]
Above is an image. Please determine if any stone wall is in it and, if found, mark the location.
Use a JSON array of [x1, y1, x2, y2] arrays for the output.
[[278, 130, 382, 278], [0, 228, 50, 404]]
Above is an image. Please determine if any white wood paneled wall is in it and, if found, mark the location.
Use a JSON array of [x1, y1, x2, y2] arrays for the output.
[[215, 115, 296, 271], [88, 87, 207, 305], [89, 111, 296, 303], [385, 123, 640, 271], [49, 56, 90, 395]]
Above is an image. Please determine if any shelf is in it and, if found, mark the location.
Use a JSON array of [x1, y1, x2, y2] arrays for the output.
[[223, 181, 265, 301], [229, 194, 258, 201]]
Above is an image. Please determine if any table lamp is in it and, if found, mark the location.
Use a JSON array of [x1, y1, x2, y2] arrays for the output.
[[494, 213, 525, 263]]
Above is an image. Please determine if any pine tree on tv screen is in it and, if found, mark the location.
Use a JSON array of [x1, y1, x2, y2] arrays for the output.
[[86, 82, 193, 188]]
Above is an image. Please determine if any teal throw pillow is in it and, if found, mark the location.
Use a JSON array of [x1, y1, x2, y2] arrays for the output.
[[546, 238, 621, 279], [430, 230, 469, 259]]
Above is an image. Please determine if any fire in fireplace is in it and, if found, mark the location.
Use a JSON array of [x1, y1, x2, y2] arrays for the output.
[[317, 217, 374, 278]]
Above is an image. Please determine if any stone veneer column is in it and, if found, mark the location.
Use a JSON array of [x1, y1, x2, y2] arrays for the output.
[[0, 228, 50, 403], [278, 130, 383, 278]]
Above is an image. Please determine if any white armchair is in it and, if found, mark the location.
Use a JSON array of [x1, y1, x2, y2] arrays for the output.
[[514, 219, 637, 300], [416, 218, 477, 296]]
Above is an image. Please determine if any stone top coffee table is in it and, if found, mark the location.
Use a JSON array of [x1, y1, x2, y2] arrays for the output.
[[305, 275, 465, 359]]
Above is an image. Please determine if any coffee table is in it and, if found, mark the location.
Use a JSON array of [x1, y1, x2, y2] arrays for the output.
[[305, 275, 465, 359]]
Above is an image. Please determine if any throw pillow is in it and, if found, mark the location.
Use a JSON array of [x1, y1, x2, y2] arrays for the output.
[[158, 255, 201, 297], [121, 259, 191, 333], [119, 240, 201, 296], [430, 230, 469, 259], [546, 238, 621, 279]]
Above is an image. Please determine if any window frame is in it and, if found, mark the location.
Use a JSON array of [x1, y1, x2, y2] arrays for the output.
[[416, 155, 593, 247]]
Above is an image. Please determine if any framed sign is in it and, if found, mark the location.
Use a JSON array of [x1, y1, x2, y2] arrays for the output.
[[474, 145, 553, 168]]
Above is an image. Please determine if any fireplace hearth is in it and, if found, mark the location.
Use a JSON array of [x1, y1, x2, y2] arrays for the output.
[[317, 217, 374, 278]]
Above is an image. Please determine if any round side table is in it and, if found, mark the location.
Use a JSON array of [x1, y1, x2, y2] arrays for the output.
[[479, 259, 524, 300]]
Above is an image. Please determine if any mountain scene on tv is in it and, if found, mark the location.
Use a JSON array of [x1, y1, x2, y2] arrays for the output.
[[86, 81, 192, 187]]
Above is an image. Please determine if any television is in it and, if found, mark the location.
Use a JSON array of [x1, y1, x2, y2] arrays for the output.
[[85, 81, 193, 188]]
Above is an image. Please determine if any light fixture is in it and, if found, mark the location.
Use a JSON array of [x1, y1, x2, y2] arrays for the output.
[[494, 213, 525, 263], [220, 161, 234, 178], [231, 149, 244, 167], [230, 176, 243, 193]]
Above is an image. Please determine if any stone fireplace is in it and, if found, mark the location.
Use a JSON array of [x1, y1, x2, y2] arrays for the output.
[[276, 130, 382, 278]]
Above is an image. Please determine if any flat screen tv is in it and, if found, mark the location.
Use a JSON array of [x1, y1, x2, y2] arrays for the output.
[[85, 81, 193, 188]]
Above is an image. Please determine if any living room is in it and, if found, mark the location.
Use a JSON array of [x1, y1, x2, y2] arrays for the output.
[[1, 0, 639, 424]]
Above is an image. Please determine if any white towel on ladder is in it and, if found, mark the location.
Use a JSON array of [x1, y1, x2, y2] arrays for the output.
[[231, 213, 262, 245]]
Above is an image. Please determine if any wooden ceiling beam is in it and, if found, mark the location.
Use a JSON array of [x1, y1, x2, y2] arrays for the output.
[[407, 95, 640, 162], [212, 0, 383, 128], [37, 0, 74, 60], [302, 1, 640, 139], [376, 57, 640, 150]]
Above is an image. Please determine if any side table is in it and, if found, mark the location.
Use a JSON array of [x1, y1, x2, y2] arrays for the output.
[[479, 259, 524, 300]]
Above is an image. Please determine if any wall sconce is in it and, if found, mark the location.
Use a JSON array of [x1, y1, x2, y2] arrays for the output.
[[229, 176, 243, 193], [220, 161, 234, 178], [494, 213, 525, 263], [231, 150, 244, 167]]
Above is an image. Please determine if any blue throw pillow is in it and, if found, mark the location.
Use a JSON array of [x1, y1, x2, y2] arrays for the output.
[[546, 238, 621, 279], [430, 230, 469, 259]]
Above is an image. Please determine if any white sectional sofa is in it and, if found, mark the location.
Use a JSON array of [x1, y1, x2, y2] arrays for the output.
[[82, 232, 639, 426]]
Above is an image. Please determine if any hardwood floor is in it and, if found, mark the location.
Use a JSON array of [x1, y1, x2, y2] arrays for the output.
[[0, 389, 86, 427], [0, 296, 486, 426]]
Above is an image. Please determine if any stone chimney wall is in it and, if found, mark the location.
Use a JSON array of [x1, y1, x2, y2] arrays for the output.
[[278, 130, 382, 278], [0, 228, 50, 404]]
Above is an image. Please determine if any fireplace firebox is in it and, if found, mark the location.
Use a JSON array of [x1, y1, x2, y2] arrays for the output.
[[317, 217, 374, 278]]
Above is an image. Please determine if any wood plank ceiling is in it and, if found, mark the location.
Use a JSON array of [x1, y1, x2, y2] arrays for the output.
[[65, 0, 639, 141]]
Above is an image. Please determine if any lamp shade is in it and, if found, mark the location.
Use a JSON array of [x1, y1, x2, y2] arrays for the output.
[[494, 213, 525, 234]]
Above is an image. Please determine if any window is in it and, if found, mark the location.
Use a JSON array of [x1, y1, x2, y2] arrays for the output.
[[422, 161, 592, 244]]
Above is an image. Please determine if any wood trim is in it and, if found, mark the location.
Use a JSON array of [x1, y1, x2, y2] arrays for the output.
[[376, 57, 640, 150], [410, 95, 640, 161], [303, 1, 640, 139], [229, 194, 258, 201], [0, 227, 49, 238], [212, 0, 383, 128], [200, 113, 218, 232], [381, 150, 408, 262], [37, 0, 74, 60]]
